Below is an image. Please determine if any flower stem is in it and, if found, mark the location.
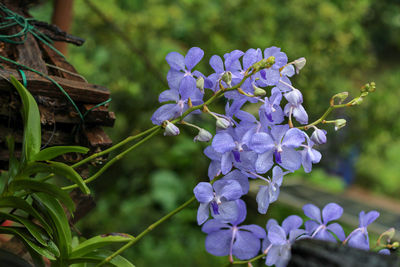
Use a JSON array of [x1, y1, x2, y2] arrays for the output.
[[62, 128, 161, 190], [95, 196, 196, 266]]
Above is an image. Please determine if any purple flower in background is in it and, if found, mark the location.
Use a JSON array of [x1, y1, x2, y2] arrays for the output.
[[283, 88, 309, 125], [263, 215, 305, 267], [256, 166, 285, 214], [259, 87, 284, 125], [193, 180, 244, 225], [249, 125, 304, 173], [259, 47, 288, 86], [346, 210, 380, 250], [303, 203, 345, 242], [151, 89, 187, 125], [300, 133, 322, 173], [202, 200, 266, 261], [166, 47, 205, 100]]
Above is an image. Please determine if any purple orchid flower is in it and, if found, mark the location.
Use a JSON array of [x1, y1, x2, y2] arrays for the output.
[[166, 47, 206, 100], [263, 215, 305, 267], [249, 125, 305, 173], [193, 179, 244, 225], [259, 47, 288, 87], [303, 203, 346, 242], [300, 133, 322, 173], [256, 166, 286, 214], [346, 210, 380, 250], [202, 200, 266, 261], [259, 87, 284, 125]]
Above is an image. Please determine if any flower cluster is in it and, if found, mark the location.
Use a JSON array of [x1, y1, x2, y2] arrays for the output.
[[152, 47, 387, 265]]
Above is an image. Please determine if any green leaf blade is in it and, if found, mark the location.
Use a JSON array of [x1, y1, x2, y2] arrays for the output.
[[33, 146, 89, 162]]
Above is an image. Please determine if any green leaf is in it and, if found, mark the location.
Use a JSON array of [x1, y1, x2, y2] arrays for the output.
[[9, 75, 41, 163], [0, 196, 52, 235], [33, 146, 90, 161], [19, 161, 90, 194], [68, 250, 135, 267], [33, 193, 72, 259], [70, 234, 133, 258], [5, 135, 19, 180], [0, 212, 49, 246], [9, 180, 75, 213], [0, 226, 56, 260]]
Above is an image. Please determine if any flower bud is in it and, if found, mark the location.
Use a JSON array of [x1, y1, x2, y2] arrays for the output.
[[216, 117, 230, 129], [331, 92, 348, 104], [252, 84, 266, 96], [196, 76, 205, 93], [334, 119, 346, 131], [194, 128, 213, 142], [221, 71, 232, 86], [163, 121, 180, 136], [284, 88, 303, 106], [311, 128, 327, 144], [293, 57, 306, 73]]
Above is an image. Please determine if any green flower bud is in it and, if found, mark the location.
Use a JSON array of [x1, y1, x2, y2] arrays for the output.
[[222, 71, 232, 86], [196, 76, 205, 93], [331, 92, 348, 104], [216, 117, 231, 129], [334, 119, 346, 131], [194, 128, 213, 142], [252, 84, 266, 96]]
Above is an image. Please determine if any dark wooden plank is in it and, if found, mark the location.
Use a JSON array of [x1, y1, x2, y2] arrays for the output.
[[0, 68, 110, 103], [84, 126, 113, 148], [288, 239, 400, 267]]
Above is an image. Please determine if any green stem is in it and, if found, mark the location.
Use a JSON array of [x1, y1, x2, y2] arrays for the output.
[[71, 125, 160, 168], [62, 128, 161, 190], [230, 253, 265, 265], [95, 196, 196, 266], [297, 101, 353, 130]]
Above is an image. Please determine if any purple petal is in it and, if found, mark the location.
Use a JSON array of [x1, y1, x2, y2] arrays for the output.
[[202, 219, 229, 234], [282, 128, 305, 148], [158, 89, 179, 103], [212, 201, 239, 223], [272, 166, 284, 186], [303, 204, 322, 224], [204, 146, 221, 161], [327, 222, 346, 241], [255, 151, 274, 174], [193, 182, 214, 203], [208, 160, 221, 180], [282, 215, 303, 234], [322, 203, 343, 224], [292, 104, 309, 124], [256, 185, 270, 214], [268, 225, 287, 245], [167, 69, 184, 90], [266, 219, 279, 231], [288, 229, 306, 243], [305, 220, 319, 235], [197, 203, 210, 225], [271, 125, 289, 143], [379, 249, 390, 255], [262, 69, 280, 86], [265, 245, 280, 266], [315, 228, 337, 242], [209, 55, 224, 73], [231, 199, 247, 226], [212, 133, 236, 153], [250, 132, 275, 154], [222, 170, 249, 194], [360, 211, 380, 227], [214, 180, 243, 201], [280, 147, 302, 172], [243, 48, 261, 69], [151, 103, 181, 125], [166, 51, 185, 70], [281, 65, 295, 77], [221, 152, 233, 174], [232, 231, 262, 260], [225, 50, 244, 70], [179, 75, 202, 101], [205, 229, 232, 256], [284, 89, 303, 106], [348, 231, 369, 250], [239, 225, 267, 239], [185, 47, 204, 70]]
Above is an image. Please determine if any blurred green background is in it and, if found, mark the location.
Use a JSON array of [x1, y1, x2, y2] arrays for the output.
[[32, 0, 400, 266]]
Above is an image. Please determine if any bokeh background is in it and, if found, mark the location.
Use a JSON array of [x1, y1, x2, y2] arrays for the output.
[[33, 1, 400, 266]]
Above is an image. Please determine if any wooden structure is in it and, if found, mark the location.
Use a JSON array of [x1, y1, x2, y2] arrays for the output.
[[0, 0, 115, 171]]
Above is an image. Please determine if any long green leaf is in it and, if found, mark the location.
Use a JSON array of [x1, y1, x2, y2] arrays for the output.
[[33, 146, 89, 161], [70, 234, 133, 258], [20, 161, 90, 194], [9, 180, 75, 213], [0, 196, 52, 235], [5, 136, 19, 180], [68, 250, 135, 267], [33, 193, 72, 260], [9, 75, 41, 163], [0, 212, 48, 246], [0, 226, 56, 260]]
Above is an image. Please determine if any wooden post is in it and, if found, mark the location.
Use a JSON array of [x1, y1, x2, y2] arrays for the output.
[[51, 0, 74, 56]]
